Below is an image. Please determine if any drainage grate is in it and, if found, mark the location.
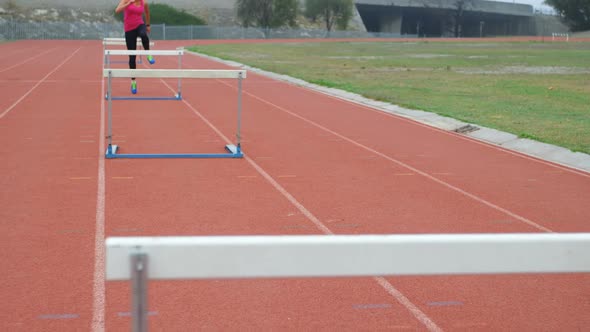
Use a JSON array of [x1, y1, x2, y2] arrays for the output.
[[453, 124, 480, 134]]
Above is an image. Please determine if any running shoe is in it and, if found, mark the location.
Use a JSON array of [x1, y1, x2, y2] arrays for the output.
[[131, 80, 137, 94], [147, 55, 155, 64]]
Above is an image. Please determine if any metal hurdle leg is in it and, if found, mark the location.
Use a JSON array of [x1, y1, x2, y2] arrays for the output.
[[106, 71, 118, 157], [131, 253, 148, 332], [224, 72, 243, 156], [176, 50, 182, 99]]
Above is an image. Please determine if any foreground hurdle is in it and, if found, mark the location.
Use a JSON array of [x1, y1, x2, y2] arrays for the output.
[[106, 233, 590, 331], [104, 68, 246, 159], [104, 49, 185, 101]]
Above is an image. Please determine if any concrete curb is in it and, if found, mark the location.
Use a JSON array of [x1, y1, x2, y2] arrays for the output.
[[188, 50, 590, 174]]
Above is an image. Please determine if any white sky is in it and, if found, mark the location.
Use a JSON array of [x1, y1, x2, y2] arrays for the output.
[[494, 0, 556, 13]]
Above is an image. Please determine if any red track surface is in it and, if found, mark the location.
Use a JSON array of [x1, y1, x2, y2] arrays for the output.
[[1, 39, 589, 331]]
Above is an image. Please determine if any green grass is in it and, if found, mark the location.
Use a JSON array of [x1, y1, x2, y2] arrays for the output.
[[188, 41, 590, 154]]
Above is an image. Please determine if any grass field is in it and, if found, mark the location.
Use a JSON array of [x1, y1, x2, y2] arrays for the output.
[[189, 41, 590, 154]]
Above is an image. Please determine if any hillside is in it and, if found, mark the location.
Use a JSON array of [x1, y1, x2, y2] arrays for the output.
[[0, 0, 366, 31], [0, 0, 238, 25]]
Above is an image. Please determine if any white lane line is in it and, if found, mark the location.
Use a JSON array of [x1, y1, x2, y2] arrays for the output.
[[92, 53, 106, 332], [233, 87, 553, 233], [0, 47, 81, 119], [304, 79, 590, 178], [159, 78, 443, 332], [185, 50, 590, 177], [0, 47, 57, 73]]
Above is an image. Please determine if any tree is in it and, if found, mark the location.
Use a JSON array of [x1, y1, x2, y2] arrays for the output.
[[450, 0, 472, 37], [304, 0, 354, 32], [236, 0, 299, 37], [544, 0, 590, 32]]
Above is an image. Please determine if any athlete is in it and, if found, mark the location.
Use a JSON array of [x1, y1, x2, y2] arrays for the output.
[[115, 0, 155, 94]]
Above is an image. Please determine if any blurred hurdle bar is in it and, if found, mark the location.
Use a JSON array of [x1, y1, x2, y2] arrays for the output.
[[551, 33, 570, 42], [103, 68, 246, 159], [102, 37, 155, 65], [104, 49, 185, 101], [106, 233, 590, 332]]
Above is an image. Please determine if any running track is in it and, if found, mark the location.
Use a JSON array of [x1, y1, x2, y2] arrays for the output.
[[1, 40, 589, 331]]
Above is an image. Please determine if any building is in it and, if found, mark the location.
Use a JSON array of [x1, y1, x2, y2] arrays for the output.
[[355, 0, 535, 37]]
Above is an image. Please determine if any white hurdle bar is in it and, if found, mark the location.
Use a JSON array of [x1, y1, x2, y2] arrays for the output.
[[103, 38, 156, 46], [106, 233, 590, 331], [102, 38, 156, 64], [551, 33, 570, 41], [103, 68, 246, 159], [104, 50, 185, 101]]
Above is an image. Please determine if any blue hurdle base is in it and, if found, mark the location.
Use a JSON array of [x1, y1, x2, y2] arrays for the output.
[[105, 93, 182, 101], [105, 144, 244, 159]]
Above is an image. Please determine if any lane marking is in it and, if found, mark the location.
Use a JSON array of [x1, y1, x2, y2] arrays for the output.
[[237, 88, 553, 233], [453, 322, 488, 328], [375, 276, 443, 332], [92, 46, 107, 332], [0, 47, 57, 73], [277, 68, 590, 178], [164, 77, 443, 332], [334, 223, 361, 228], [38, 313, 79, 320], [353, 304, 392, 309], [0, 44, 37, 62], [0, 47, 81, 120], [427, 301, 464, 307]]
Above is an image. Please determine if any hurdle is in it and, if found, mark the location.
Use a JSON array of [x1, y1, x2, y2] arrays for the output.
[[102, 38, 156, 65], [103, 68, 246, 159], [106, 233, 590, 331], [551, 32, 570, 42], [104, 49, 185, 101]]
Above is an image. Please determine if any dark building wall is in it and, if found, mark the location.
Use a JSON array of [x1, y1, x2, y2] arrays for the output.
[[355, 0, 547, 37]]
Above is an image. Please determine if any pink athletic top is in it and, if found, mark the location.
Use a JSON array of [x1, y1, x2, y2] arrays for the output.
[[124, 0, 145, 32]]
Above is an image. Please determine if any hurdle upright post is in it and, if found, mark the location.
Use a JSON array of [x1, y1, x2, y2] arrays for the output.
[[177, 48, 183, 99], [237, 72, 243, 153], [107, 70, 114, 154], [131, 253, 149, 332]]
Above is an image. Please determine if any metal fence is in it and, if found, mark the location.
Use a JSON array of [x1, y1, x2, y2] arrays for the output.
[[0, 20, 415, 41]]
